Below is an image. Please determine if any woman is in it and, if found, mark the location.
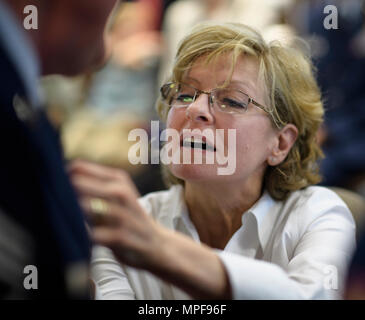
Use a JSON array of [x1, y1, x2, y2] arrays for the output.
[[70, 22, 356, 299]]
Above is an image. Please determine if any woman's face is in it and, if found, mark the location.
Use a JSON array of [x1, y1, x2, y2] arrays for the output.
[[166, 53, 279, 187]]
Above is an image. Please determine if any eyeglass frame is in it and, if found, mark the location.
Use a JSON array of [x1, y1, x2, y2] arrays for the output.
[[160, 82, 272, 117]]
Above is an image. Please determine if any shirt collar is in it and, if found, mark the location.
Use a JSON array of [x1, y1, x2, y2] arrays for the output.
[[156, 184, 186, 228], [245, 190, 279, 251], [168, 184, 280, 250], [0, 1, 43, 108], [170, 184, 188, 224]]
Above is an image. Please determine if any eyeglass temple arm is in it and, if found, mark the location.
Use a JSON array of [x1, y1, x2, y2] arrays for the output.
[[250, 98, 271, 113]]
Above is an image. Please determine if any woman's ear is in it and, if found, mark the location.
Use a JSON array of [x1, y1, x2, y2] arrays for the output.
[[268, 124, 298, 166]]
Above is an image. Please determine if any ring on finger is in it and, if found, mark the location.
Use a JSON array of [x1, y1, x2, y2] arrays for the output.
[[89, 198, 109, 224]]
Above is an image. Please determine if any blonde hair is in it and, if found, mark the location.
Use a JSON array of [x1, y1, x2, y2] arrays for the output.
[[156, 22, 324, 200]]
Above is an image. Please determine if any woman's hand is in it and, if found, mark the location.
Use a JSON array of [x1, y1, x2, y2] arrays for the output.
[[68, 160, 165, 270], [68, 160, 231, 299]]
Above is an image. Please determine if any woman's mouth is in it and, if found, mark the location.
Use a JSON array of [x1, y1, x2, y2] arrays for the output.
[[181, 137, 216, 152]]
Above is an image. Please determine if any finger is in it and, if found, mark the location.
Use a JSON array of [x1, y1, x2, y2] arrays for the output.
[[69, 160, 139, 197], [68, 159, 131, 183], [91, 227, 122, 248], [72, 174, 139, 207], [81, 195, 144, 229], [80, 197, 120, 227]]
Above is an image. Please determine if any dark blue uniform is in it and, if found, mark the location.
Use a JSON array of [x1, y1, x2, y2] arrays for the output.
[[0, 26, 91, 299]]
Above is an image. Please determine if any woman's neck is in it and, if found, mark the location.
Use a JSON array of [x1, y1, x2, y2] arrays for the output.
[[184, 179, 263, 249]]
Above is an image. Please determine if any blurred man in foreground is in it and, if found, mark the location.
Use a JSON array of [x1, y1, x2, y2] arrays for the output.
[[0, 0, 118, 299]]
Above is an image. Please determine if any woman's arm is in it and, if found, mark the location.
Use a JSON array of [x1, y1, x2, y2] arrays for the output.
[[69, 161, 355, 300], [91, 245, 136, 300], [147, 226, 232, 299], [214, 191, 356, 299], [69, 160, 231, 299]]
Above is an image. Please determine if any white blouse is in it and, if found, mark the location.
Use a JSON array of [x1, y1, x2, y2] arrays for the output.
[[91, 185, 356, 300]]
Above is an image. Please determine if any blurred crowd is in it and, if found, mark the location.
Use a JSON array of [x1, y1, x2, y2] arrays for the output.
[[40, 0, 365, 203], [4, 0, 365, 301]]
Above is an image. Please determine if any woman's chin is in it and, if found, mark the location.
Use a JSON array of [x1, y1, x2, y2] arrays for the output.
[[169, 163, 222, 182]]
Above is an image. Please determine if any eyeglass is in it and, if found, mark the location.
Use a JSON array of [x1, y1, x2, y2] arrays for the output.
[[160, 82, 270, 116]]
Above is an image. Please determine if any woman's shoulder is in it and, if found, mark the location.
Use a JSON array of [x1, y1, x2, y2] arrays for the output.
[[283, 186, 355, 230], [287, 185, 348, 210], [289, 185, 345, 201]]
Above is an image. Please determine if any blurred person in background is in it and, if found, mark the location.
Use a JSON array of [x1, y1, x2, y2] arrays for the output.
[[71, 23, 355, 299], [0, 0, 118, 298], [345, 16, 365, 300], [289, 0, 365, 194], [43, 1, 166, 196], [288, 2, 365, 298], [158, 0, 294, 84], [88, 0, 162, 116], [346, 227, 365, 299]]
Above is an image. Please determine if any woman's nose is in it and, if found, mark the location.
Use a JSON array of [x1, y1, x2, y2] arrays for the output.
[[185, 93, 214, 124]]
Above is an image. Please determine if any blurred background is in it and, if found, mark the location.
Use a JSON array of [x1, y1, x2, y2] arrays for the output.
[[40, 0, 365, 201]]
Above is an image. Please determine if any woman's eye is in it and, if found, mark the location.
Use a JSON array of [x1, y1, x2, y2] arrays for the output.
[[177, 94, 194, 103], [222, 98, 246, 109]]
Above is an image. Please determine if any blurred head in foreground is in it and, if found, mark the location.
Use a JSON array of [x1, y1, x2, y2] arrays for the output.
[[6, 0, 119, 75]]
